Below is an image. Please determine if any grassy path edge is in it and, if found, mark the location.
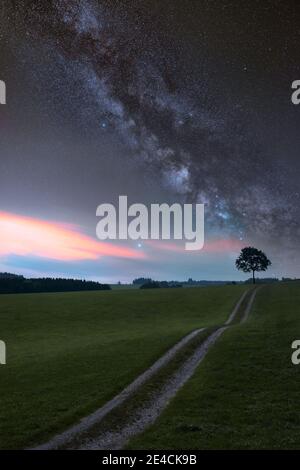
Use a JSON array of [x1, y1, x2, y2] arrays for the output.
[[33, 288, 256, 450]]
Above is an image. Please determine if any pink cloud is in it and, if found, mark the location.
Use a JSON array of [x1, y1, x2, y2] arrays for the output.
[[203, 239, 244, 253], [145, 238, 244, 254], [0, 211, 145, 261], [145, 240, 185, 252]]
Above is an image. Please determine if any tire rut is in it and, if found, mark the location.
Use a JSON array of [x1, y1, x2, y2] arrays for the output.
[[33, 287, 259, 450]]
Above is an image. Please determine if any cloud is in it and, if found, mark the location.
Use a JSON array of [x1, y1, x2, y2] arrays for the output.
[[202, 239, 244, 253], [0, 211, 144, 262], [145, 238, 244, 254]]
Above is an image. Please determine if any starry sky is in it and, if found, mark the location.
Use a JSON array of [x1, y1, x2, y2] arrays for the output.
[[0, 0, 300, 282]]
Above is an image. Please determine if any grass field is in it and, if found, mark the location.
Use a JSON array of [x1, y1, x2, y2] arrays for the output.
[[127, 282, 300, 449], [0, 285, 246, 449]]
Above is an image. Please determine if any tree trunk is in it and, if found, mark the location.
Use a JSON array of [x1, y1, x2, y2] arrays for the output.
[[252, 270, 255, 284]]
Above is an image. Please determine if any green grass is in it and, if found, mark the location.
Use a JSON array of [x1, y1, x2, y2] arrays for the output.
[[0, 285, 245, 449], [128, 282, 300, 449], [63, 327, 216, 449]]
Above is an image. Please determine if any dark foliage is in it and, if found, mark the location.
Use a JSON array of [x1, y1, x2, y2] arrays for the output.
[[133, 277, 153, 285], [0, 273, 111, 294], [245, 277, 279, 284], [140, 281, 161, 289], [140, 280, 182, 289], [236, 247, 271, 284]]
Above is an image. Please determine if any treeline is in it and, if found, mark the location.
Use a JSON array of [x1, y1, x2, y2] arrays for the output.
[[133, 278, 183, 288], [133, 277, 297, 288], [140, 280, 182, 289], [244, 277, 279, 284], [133, 277, 234, 288], [0, 273, 111, 294]]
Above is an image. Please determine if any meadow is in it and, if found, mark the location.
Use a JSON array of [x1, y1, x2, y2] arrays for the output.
[[0, 284, 245, 449], [128, 282, 300, 449]]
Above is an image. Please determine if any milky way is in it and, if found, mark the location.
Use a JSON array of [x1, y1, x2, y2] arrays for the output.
[[2, 0, 300, 269]]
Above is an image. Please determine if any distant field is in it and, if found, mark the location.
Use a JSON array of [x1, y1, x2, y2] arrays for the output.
[[0, 285, 245, 449], [128, 282, 300, 449]]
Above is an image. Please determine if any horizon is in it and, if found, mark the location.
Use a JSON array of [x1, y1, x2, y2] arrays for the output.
[[1, 0, 300, 455], [0, 269, 288, 285], [1, 0, 299, 282]]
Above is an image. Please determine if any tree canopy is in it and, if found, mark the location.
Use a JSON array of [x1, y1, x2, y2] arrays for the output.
[[235, 247, 271, 284]]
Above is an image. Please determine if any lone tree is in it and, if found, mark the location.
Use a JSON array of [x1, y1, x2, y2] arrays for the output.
[[235, 247, 271, 284]]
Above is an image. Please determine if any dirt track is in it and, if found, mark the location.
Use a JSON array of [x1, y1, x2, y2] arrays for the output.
[[33, 287, 258, 450]]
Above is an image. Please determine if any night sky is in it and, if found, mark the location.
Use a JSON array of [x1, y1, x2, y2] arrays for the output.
[[0, 0, 300, 282]]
